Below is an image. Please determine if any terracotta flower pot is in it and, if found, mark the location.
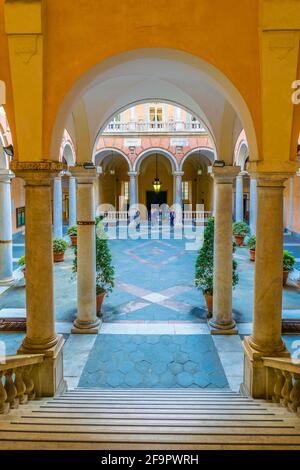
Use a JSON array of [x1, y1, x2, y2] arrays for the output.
[[283, 270, 289, 287], [249, 249, 256, 261], [96, 291, 105, 316], [69, 234, 77, 246], [204, 292, 213, 318], [53, 251, 65, 263], [234, 234, 245, 246]]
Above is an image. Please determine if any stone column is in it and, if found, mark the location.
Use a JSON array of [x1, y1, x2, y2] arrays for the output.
[[243, 173, 291, 398], [53, 175, 63, 239], [10, 161, 65, 397], [128, 171, 138, 208], [173, 171, 184, 225], [288, 176, 294, 230], [249, 178, 257, 235], [208, 166, 240, 335], [68, 175, 77, 227], [70, 166, 100, 334], [0, 170, 14, 284], [235, 173, 244, 221]]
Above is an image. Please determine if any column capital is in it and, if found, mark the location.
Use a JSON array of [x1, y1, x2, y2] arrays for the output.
[[173, 171, 184, 177], [69, 165, 98, 184], [248, 171, 295, 187], [208, 165, 240, 182], [0, 169, 14, 182], [128, 171, 138, 177], [10, 160, 65, 185], [237, 171, 248, 178]]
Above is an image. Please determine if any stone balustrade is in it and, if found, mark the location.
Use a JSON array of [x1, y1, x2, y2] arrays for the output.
[[263, 357, 300, 416], [0, 354, 44, 414]]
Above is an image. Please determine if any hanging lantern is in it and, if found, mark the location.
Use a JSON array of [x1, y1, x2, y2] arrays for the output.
[[110, 150, 115, 175], [152, 153, 162, 192]]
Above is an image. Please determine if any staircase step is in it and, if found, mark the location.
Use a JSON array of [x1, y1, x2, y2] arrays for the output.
[[1, 387, 299, 449]]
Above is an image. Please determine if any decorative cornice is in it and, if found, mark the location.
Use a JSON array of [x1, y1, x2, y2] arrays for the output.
[[208, 165, 240, 182], [0, 318, 26, 332], [10, 161, 65, 172], [77, 221, 96, 226]]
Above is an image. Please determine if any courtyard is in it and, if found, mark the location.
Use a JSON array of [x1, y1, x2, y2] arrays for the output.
[[0, 227, 300, 392]]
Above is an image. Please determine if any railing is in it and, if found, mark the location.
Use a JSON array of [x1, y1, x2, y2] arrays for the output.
[[262, 357, 300, 415], [103, 120, 205, 133], [183, 211, 212, 223], [99, 211, 129, 222], [0, 354, 44, 414], [98, 210, 212, 225]]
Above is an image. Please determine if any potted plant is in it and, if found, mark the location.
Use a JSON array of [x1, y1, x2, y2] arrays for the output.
[[67, 225, 77, 246], [95, 218, 115, 316], [195, 217, 239, 318], [246, 235, 256, 261], [232, 221, 250, 246], [283, 250, 295, 286], [18, 256, 26, 277], [53, 238, 69, 262]]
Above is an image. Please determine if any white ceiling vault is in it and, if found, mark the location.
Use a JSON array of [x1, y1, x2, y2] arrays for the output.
[[51, 49, 258, 165]]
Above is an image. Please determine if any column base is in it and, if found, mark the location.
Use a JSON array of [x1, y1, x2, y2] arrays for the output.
[[72, 318, 101, 334], [242, 336, 290, 398], [0, 275, 15, 286], [208, 318, 238, 335], [18, 334, 66, 397]]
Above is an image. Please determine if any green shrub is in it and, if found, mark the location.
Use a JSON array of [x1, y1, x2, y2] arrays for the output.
[[246, 235, 256, 250], [195, 217, 238, 295], [18, 255, 25, 267], [95, 217, 115, 295], [232, 221, 250, 237], [67, 225, 77, 236], [283, 250, 295, 272], [53, 238, 69, 254]]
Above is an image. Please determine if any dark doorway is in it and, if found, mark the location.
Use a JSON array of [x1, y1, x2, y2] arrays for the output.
[[146, 191, 167, 213]]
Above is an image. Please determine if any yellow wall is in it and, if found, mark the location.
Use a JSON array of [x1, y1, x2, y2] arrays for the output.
[[0, 0, 264, 158]]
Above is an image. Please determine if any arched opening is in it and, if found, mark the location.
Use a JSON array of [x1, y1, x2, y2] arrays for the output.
[[181, 149, 214, 212], [137, 152, 174, 219], [95, 149, 131, 211], [46, 50, 259, 390]]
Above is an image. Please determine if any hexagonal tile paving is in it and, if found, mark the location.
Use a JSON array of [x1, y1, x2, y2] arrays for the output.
[[79, 334, 229, 389]]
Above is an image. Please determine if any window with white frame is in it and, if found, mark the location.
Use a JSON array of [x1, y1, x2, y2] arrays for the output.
[[123, 181, 129, 200], [149, 106, 163, 126], [182, 181, 190, 201]]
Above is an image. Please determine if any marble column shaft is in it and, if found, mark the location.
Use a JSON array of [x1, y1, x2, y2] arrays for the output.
[[0, 170, 14, 284], [248, 175, 289, 354], [53, 176, 63, 239], [71, 167, 100, 334], [9, 162, 66, 397], [173, 171, 183, 207], [249, 178, 257, 235], [68, 176, 77, 227], [209, 166, 240, 334], [235, 174, 244, 221], [128, 171, 138, 208]]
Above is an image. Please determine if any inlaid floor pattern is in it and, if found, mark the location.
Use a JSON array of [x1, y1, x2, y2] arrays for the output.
[[0, 388, 300, 449]]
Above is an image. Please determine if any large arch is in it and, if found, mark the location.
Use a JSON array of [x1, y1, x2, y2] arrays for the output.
[[94, 147, 132, 171], [133, 148, 179, 173], [179, 147, 215, 172], [51, 49, 259, 164], [91, 97, 216, 160]]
